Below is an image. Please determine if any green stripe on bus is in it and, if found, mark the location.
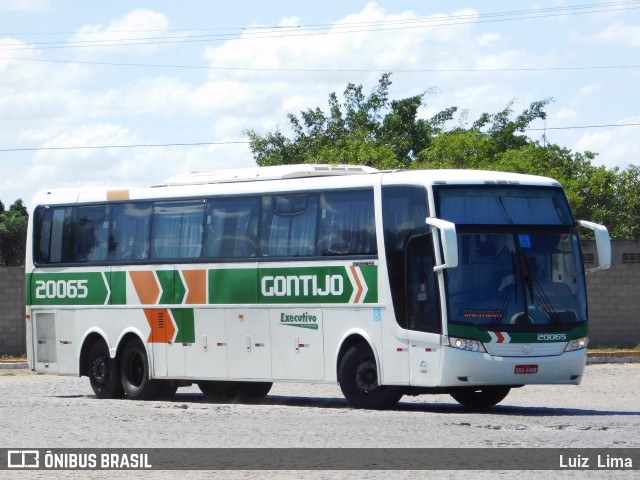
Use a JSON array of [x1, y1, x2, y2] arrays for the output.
[[447, 323, 589, 343], [208, 268, 259, 304], [28, 272, 109, 306], [28, 264, 379, 306], [110, 271, 127, 305], [172, 308, 195, 344]]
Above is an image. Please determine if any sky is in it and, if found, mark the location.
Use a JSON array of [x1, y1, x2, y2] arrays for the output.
[[1, 0, 639, 205]]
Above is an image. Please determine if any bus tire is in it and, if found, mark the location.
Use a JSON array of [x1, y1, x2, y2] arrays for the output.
[[236, 382, 272, 401], [450, 387, 511, 409], [157, 381, 179, 399], [120, 339, 161, 400], [87, 340, 123, 399], [198, 381, 240, 400], [338, 343, 403, 409]]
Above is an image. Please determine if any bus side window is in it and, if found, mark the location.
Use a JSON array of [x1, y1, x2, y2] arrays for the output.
[[317, 190, 376, 256], [260, 194, 318, 257], [151, 201, 206, 261], [33, 207, 53, 264], [72, 205, 109, 263], [33, 206, 72, 264], [109, 202, 152, 262], [204, 197, 259, 259]]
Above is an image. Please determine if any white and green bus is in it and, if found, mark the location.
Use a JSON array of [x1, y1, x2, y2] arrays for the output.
[[25, 164, 611, 409]]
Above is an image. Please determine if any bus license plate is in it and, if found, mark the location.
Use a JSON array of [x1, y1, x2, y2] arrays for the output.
[[515, 364, 538, 374]]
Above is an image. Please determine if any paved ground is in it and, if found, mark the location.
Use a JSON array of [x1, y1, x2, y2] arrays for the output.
[[1, 364, 638, 479]]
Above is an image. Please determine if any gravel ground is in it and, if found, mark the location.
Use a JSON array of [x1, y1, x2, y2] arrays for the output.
[[1, 364, 638, 479]]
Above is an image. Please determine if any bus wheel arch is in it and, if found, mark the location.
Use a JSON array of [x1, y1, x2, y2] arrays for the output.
[[337, 336, 403, 410], [81, 333, 123, 399]]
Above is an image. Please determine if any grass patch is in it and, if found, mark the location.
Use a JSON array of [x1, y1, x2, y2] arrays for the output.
[[0, 354, 27, 363], [588, 342, 640, 353]]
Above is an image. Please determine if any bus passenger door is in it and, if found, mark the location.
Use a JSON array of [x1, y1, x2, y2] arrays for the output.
[[405, 234, 443, 387], [225, 309, 272, 380]]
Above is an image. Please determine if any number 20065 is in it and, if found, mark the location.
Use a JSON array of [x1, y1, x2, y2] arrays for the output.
[[35, 279, 89, 299]]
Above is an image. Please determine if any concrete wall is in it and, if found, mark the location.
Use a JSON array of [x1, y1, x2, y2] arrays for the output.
[[1, 241, 639, 354], [582, 240, 640, 348], [0, 266, 26, 355]]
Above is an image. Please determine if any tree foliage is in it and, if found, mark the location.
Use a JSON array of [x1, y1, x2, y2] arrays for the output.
[[246, 74, 640, 239], [0, 199, 28, 266]]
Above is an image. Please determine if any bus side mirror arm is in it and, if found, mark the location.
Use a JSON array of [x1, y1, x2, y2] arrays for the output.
[[578, 220, 611, 272], [425, 217, 458, 272]]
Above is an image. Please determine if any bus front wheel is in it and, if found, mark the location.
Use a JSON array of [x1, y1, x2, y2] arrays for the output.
[[338, 343, 403, 409], [120, 340, 161, 400], [450, 387, 511, 409], [87, 340, 123, 399]]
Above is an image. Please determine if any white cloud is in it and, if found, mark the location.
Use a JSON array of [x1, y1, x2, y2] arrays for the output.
[[554, 107, 579, 122], [3, 2, 633, 205], [477, 33, 501, 47], [578, 20, 640, 48], [578, 84, 601, 96], [573, 117, 640, 169], [70, 9, 172, 57], [0, 0, 48, 13]]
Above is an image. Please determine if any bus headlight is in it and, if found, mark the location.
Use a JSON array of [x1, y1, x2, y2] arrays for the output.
[[564, 336, 588, 352], [447, 336, 487, 353]]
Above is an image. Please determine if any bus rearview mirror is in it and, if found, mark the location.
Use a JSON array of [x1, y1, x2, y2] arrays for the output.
[[425, 217, 458, 272], [578, 220, 611, 272]]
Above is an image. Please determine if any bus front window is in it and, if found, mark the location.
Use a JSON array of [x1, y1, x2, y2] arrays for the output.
[[445, 232, 587, 328]]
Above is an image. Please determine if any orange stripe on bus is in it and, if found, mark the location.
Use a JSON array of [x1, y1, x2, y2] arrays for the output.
[[144, 309, 175, 343], [182, 269, 207, 304], [350, 266, 364, 303], [130, 271, 160, 305]]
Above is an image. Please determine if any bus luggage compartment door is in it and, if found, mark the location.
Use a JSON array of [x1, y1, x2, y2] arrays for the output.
[[33, 310, 78, 375], [225, 309, 272, 380]]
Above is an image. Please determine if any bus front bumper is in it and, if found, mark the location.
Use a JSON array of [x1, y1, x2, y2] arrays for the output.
[[438, 347, 587, 387]]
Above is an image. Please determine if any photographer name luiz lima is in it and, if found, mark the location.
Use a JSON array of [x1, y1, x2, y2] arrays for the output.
[[560, 453, 633, 469]]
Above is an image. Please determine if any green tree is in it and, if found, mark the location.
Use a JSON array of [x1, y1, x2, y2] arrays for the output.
[[246, 73, 457, 169], [246, 74, 639, 239], [0, 199, 28, 266]]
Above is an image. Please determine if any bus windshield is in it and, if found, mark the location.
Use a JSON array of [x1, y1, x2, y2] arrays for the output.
[[435, 187, 587, 330], [444, 232, 587, 328]]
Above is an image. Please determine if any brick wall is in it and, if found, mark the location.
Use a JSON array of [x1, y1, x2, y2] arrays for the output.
[[0, 266, 26, 355], [1, 241, 639, 354], [582, 240, 640, 348]]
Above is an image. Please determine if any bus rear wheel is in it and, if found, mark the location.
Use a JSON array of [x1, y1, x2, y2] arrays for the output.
[[87, 340, 123, 399], [120, 339, 161, 400], [338, 343, 403, 409], [450, 387, 511, 409]]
